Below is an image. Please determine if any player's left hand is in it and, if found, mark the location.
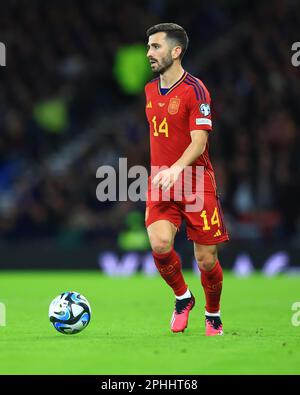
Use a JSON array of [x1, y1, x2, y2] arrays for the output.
[[152, 165, 183, 191]]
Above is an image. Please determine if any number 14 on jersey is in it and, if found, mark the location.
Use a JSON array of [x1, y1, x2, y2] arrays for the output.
[[152, 116, 169, 137]]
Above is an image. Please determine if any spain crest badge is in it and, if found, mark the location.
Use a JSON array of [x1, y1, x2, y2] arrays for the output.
[[168, 98, 180, 115]]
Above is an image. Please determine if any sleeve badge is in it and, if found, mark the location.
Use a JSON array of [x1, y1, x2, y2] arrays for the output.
[[199, 103, 210, 116]]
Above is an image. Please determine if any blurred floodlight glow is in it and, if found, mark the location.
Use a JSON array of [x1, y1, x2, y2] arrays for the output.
[[114, 43, 151, 94]]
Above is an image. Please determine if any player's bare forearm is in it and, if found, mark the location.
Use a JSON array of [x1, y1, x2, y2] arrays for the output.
[[171, 130, 208, 171], [152, 130, 208, 191]]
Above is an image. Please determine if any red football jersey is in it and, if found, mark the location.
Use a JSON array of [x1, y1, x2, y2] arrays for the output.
[[145, 71, 217, 194]]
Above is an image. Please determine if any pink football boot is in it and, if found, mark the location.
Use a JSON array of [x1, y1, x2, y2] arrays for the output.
[[205, 315, 224, 336], [170, 294, 195, 333]]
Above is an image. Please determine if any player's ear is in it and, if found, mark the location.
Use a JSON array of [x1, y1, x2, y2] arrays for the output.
[[172, 45, 182, 60]]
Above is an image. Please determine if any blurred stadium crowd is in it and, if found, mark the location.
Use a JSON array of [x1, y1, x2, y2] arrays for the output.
[[0, 0, 299, 247]]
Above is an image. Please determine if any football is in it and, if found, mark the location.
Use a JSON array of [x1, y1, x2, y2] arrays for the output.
[[49, 291, 91, 334]]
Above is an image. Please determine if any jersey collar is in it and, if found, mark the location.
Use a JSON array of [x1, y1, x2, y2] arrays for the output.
[[158, 71, 187, 96]]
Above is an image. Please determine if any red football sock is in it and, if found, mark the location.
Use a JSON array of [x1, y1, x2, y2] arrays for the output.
[[200, 260, 223, 313], [152, 248, 187, 297]]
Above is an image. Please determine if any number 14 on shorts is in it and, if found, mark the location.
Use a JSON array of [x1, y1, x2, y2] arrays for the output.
[[200, 207, 220, 231]]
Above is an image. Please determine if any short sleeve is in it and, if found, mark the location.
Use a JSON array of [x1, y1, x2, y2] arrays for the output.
[[187, 83, 212, 132]]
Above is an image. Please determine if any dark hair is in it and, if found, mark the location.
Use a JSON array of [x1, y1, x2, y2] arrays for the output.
[[146, 23, 189, 60]]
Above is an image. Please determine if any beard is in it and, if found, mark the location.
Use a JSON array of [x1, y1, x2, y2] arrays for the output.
[[151, 51, 174, 75]]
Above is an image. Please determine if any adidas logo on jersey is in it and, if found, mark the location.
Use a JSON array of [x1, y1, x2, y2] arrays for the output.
[[213, 229, 222, 237]]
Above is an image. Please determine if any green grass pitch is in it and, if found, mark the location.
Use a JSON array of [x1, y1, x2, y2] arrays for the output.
[[0, 271, 299, 374]]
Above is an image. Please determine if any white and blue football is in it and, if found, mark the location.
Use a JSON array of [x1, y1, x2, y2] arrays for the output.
[[49, 291, 91, 334]]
